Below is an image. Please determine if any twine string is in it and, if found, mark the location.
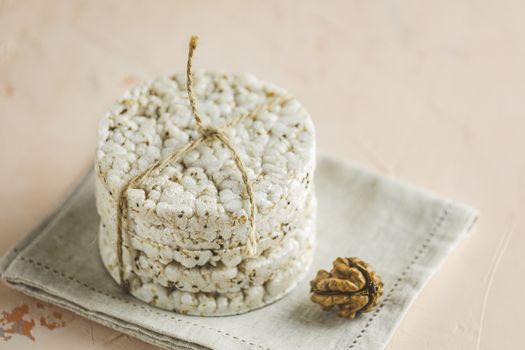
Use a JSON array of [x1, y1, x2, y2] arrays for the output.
[[185, 36, 258, 257], [115, 35, 288, 291]]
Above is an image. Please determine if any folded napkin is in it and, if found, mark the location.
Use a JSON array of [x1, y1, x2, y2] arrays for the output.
[[0, 155, 477, 350]]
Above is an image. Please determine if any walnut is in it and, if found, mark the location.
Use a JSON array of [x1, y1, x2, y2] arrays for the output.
[[310, 257, 383, 319]]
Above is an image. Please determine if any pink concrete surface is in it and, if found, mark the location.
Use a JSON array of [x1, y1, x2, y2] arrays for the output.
[[0, 1, 523, 349]]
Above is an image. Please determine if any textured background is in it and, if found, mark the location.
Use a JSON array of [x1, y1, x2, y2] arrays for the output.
[[0, 0, 523, 349]]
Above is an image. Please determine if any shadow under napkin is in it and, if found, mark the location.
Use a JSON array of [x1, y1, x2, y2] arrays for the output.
[[0, 155, 478, 350]]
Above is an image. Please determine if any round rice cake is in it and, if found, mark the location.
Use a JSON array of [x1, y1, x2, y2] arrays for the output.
[[98, 192, 316, 296], [99, 204, 316, 316], [95, 70, 317, 315], [95, 71, 315, 251]]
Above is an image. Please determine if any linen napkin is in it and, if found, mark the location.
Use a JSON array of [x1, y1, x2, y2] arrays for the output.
[[0, 155, 478, 350]]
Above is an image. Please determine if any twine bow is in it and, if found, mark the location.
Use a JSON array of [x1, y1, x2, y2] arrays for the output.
[[115, 36, 287, 291]]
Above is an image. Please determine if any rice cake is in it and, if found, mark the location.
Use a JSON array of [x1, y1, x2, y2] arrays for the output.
[[96, 70, 317, 315]]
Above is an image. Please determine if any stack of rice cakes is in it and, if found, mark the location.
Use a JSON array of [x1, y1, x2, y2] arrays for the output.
[[96, 71, 316, 316]]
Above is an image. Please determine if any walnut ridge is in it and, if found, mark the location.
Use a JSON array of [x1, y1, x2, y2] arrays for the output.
[[310, 257, 383, 319]]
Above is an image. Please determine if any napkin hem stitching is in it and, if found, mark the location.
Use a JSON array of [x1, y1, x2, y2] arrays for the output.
[[348, 204, 450, 349], [12, 252, 272, 350]]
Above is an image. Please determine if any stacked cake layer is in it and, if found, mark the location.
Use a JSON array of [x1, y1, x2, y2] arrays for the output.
[[96, 71, 317, 315]]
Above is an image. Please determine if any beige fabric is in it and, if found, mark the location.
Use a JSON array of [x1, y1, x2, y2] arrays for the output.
[[0, 155, 477, 350]]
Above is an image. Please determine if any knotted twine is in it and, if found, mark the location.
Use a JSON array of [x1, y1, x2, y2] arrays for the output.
[[115, 36, 288, 291]]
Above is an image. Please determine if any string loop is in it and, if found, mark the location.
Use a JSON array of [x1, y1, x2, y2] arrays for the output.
[[114, 35, 287, 291]]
